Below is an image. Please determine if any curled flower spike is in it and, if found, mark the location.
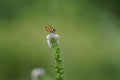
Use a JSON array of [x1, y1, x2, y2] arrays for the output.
[[45, 25, 64, 80], [46, 33, 60, 48]]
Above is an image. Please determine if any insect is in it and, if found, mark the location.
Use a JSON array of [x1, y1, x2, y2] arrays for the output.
[[45, 25, 56, 33]]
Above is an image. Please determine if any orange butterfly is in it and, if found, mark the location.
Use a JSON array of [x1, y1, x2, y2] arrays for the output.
[[45, 25, 56, 33]]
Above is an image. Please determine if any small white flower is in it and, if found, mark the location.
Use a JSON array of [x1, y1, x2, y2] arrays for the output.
[[47, 39, 51, 48], [46, 33, 60, 40], [31, 68, 45, 80], [46, 33, 60, 48]]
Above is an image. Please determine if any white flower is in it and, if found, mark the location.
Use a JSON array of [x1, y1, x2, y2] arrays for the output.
[[46, 33, 60, 40], [47, 39, 51, 48], [31, 68, 45, 80], [46, 33, 60, 48]]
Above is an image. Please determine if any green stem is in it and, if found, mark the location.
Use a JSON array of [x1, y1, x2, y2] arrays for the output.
[[50, 38, 64, 80]]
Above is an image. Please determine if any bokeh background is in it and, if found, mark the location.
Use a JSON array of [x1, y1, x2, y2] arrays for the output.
[[0, 0, 120, 80]]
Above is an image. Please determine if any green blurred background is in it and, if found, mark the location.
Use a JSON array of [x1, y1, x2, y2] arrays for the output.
[[0, 0, 120, 80]]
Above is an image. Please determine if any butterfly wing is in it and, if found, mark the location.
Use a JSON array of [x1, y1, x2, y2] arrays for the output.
[[45, 25, 55, 33]]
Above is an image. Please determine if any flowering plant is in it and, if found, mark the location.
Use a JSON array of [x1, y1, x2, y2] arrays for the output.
[[45, 25, 64, 80]]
